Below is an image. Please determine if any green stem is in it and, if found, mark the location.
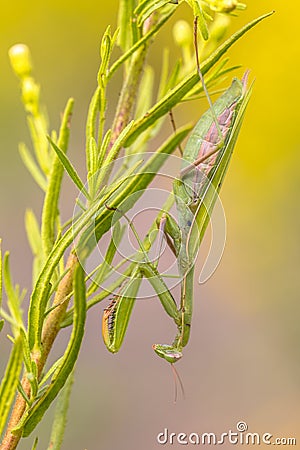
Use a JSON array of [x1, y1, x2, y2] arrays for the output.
[[108, 15, 154, 153]]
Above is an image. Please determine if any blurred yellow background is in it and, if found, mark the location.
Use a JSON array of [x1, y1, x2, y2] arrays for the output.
[[0, 1, 299, 449]]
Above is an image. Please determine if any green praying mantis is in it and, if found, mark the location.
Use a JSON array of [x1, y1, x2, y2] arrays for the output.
[[101, 68, 252, 365]]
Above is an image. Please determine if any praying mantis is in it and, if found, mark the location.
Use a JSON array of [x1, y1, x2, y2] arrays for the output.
[[102, 69, 252, 365]]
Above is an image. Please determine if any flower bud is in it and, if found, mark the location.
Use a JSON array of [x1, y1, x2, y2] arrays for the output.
[[208, 0, 239, 13], [173, 20, 193, 48], [209, 14, 231, 42], [8, 44, 32, 78], [21, 77, 39, 114]]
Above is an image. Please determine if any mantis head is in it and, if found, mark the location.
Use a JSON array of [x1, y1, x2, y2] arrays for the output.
[[152, 344, 183, 364]]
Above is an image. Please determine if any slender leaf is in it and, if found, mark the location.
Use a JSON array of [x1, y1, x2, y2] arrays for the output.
[[39, 356, 64, 388], [19, 327, 33, 374], [0, 335, 23, 436], [47, 137, 89, 199], [194, 0, 209, 40], [87, 221, 125, 297], [17, 379, 31, 406], [96, 120, 135, 188], [19, 143, 47, 191], [26, 115, 51, 176], [41, 99, 75, 258], [97, 128, 111, 172], [25, 210, 42, 257], [25, 209, 44, 284], [135, 0, 177, 27], [98, 26, 112, 81], [47, 371, 74, 450], [3, 252, 23, 330], [85, 86, 100, 166], [117, 0, 136, 51], [31, 437, 38, 450]]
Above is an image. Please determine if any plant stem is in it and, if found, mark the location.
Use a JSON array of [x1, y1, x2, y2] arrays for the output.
[[108, 16, 154, 151], [0, 253, 78, 450]]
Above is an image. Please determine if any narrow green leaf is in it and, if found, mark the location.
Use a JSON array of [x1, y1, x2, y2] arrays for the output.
[[25, 210, 42, 257], [111, 27, 120, 48], [47, 137, 89, 200], [157, 48, 170, 100], [19, 327, 33, 374], [87, 221, 125, 297], [47, 371, 74, 450], [28, 281, 51, 353], [39, 356, 64, 387], [17, 379, 31, 406], [164, 61, 182, 96], [19, 143, 47, 191], [134, 0, 154, 16], [26, 369, 38, 399], [135, 65, 154, 120], [88, 137, 98, 177], [135, 0, 177, 27], [117, 0, 136, 51], [193, 0, 209, 40], [123, 11, 274, 147], [97, 129, 111, 171], [41, 98, 75, 259], [20, 264, 86, 437], [26, 115, 51, 176], [87, 138, 98, 198], [25, 209, 44, 284], [85, 86, 100, 165], [0, 335, 23, 435], [98, 26, 113, 81], [3, 253, 23, 330], [31, 437, 38, 450], [96, 120, 135, 188], [0, 320, 4, 332]]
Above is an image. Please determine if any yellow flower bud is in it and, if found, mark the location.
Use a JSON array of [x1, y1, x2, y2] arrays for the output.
[[8, 44, 32, 79], [173, 20, 193, 48], [220, 0, 238, 12], [208, 0, 238, 13], [21, 77, 39, 115], [209, 14, 231, 42]]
